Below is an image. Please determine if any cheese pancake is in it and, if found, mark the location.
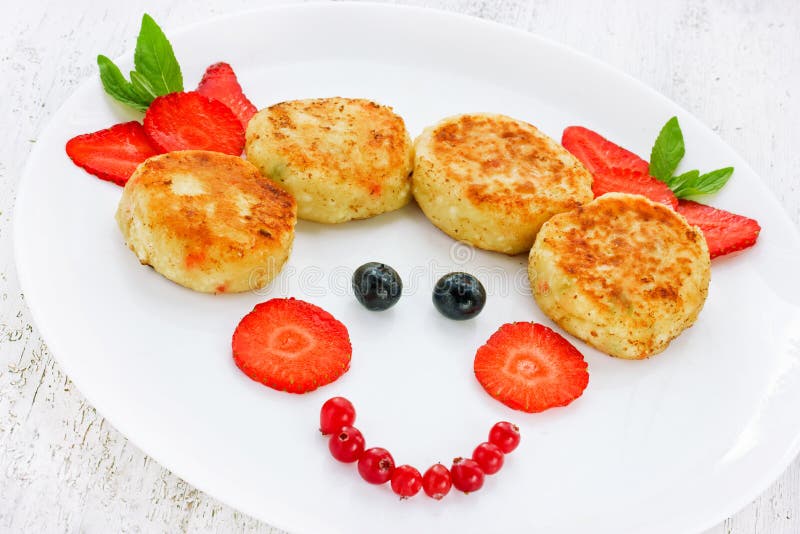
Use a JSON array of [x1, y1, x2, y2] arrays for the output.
[[412, 113, 593, 255], [116, 150, 296, 294], [529, 193, 711, 359], [245, 97, 413, 223]]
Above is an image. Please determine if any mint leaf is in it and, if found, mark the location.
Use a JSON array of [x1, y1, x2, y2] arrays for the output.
[[649, 117, 685, 184], [646, 116, 735, 198], [130, 70, 159, 102], [133, 13, 183, 97], [673, 167, 734, 198], [697, 166, 734, 192], [96, 14, 182, 112], [669, 169, 699, 194], [97, 55, 148, 111], [669, 169, 699, 198]]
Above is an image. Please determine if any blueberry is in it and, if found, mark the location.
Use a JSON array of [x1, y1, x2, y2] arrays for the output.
[[352, 262, 402, 311], [432, 272, 486, 320]]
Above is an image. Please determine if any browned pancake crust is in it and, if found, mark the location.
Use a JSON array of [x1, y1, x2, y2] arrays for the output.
[[529, 193, 711, 359], [553, 196, 700, 311], [116, 150, 296, 293], [430, 115, 588, 216], [264, 98, 409, 189], [413, 113, 593, 254], [245, 97, 413, 223]]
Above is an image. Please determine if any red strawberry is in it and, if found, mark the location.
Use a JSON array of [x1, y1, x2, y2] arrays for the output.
[[197, 62, 257, 129], [65, 121, 160, 186], [591, 167, 679, 208], [144, 91, 245, 155], [562, 126, 649, 175], [562, 125, 678, 209], [676, 200, 761, 259], [232, 298, 352, 394], [474, 322, 588, 413]]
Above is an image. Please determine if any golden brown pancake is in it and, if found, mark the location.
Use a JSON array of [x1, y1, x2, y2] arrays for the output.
[[529, 193, 711, 359], [245, 97, 413, 223], [412, 113, 593, 254], [116, 150, 296, 293]]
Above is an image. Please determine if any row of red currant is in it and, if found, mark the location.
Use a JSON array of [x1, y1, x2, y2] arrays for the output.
[[320, 397, 520, 499]]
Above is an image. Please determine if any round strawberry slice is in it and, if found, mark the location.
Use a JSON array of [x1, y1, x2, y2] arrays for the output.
[[232, 298, 352, 394], [474, 322, 589, 413], [144, 91, 245, 155]]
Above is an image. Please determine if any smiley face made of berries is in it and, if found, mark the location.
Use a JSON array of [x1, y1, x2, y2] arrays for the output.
[[231, 262, 589, 500]]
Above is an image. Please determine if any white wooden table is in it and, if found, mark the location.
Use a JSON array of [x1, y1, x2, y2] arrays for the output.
[[1, 0, 798, 532]]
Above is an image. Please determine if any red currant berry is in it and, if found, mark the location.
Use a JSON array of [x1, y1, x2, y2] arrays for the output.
[[422, 463, 452, 500], [390, 465, 422, 498], [358, 447, 395, 484], [450, 457, 484, 493], [472, 442, 504, 475], [320, 397, 356, 435], [328, 426, 365, 463], [489, 421, 520, 453]]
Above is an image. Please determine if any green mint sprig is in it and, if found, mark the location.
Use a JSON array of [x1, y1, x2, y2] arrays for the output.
[[649, 116, 733, 198], [97, 14, 183, 112]]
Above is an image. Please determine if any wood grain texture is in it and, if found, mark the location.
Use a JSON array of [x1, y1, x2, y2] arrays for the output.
[[1, 0, 797, 532]]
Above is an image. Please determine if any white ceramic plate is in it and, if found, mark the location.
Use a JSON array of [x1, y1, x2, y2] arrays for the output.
[[14, 3, 800, 533]]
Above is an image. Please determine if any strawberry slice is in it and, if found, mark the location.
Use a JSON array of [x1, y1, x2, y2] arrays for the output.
[[562, 126, 650, 175], [592, 167, 679, 208], [65, 121, 159, 186], [143, 91, 245, 155], [676, 200, 761, 259], [474, 322, 589, 413], [232, 298, 352, 394], [562, 125, 678, 209], [197, 62, 257, 130]]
